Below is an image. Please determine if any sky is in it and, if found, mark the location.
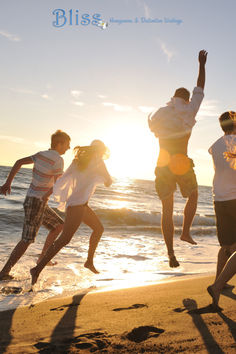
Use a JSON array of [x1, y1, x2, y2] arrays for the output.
[[0, 0, 235, 186]]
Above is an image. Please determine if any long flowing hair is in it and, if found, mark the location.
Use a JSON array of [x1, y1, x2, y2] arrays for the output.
[[74, 140, 109, 171]]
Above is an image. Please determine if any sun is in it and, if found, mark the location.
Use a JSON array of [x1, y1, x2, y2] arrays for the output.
[[102, 123, 158, 179]]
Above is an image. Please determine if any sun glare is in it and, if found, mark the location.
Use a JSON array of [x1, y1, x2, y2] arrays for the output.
[[103, 124, 158, 179]]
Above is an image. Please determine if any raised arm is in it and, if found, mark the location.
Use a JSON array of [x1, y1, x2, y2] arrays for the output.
[[197, 50, 208, 89], [0, 156, 33, 195]]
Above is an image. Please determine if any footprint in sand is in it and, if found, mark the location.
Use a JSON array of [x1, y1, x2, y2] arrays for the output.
[[74, 333, 110, 350], [34, 332, 111, 352], [125, 326, 165, 343], [34, 342, 56, 351], [50, 303, 78, 311], [112, 303, 148, 312], [0, 286, 22, 295]]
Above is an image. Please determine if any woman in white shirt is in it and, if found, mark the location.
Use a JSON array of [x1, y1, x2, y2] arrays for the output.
[[30, 140, 112, 285]]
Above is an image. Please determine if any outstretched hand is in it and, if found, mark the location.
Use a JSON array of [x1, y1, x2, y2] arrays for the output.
[[0, 183, 11, 195], [198, 50, 208, 65]]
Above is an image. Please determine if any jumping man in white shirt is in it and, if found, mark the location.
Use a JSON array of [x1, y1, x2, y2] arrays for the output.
[[148, 50, 207, 267]]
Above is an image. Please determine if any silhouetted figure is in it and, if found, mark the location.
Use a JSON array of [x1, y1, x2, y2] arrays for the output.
[[208, 111, 236, 292], [148, 50, 207, 267]]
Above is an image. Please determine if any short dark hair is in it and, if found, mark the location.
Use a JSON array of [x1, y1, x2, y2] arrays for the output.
[[51, 130, 71, 148], [174, 87, 190, 102], [219, 111, 236, 133]]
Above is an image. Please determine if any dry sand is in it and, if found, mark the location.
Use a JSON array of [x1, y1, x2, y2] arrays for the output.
[[0, 275, 235, 353]]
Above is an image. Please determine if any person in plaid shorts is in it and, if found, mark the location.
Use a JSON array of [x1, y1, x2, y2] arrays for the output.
[[0, 130, 70, 280]]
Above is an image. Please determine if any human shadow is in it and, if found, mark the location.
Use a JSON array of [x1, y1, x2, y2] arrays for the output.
[[221, 288, 236, 301], [0, 307, 16, 354], [218, 312, 236, 342], [34, 292, 88, 353], [182, 298, 224, 354], [0, 283, 25, 354]]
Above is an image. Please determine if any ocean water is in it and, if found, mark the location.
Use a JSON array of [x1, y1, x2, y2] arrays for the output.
[[0, 166, 218, 311]]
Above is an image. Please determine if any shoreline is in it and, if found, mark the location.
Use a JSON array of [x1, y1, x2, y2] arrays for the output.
[[92, 271, 216, 293], [1, 274, 235, 353], [0, 271, 216, 313]]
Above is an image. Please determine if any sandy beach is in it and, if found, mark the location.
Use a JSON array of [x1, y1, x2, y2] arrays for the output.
[[0, 275, 235, 353]]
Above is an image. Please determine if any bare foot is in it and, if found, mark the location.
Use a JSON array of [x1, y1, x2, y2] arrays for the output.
[[30, 267, 40, 286], [169, 255, 180, 268], [180, 235, 197, 245], [207, 285, 220, 306], [0, 273, 14, 281], [84, 261, 100, 274]]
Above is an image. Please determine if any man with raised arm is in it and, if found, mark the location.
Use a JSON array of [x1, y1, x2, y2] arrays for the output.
[[148, 50, 207, 267]]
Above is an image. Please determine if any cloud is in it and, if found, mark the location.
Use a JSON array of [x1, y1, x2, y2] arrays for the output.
[[0, 30, 21, 42], [11, 88, 52, 101], [198, 100, 221, 119], [0, 135, 24, 143], [138, 106, 155, 113], [158, 40, 174, 62], [103, 102, 133, 112], [72, 101, 84, 106], [97, 94, 107, 99], [41, 94, 52, 100], [70, 90, 82, 99], [70, 90, 84, 106]]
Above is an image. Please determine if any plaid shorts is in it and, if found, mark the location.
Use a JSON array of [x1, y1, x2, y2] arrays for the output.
[[22, 196, 64, 243]]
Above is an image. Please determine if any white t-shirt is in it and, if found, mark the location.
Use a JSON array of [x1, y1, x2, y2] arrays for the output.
[[209, 135, 236, 201], [148, 87, 204, 139], [27, 150, 64, 199], [53, 158, 111, 211]]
